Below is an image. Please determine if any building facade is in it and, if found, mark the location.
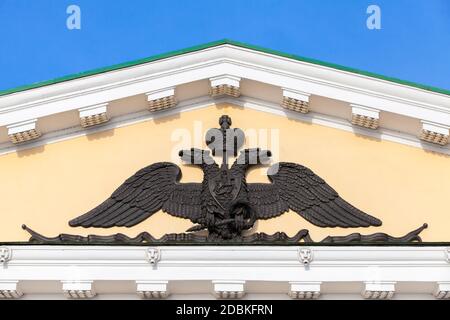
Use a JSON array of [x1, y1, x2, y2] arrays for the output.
[[0, 40, 449, 299]]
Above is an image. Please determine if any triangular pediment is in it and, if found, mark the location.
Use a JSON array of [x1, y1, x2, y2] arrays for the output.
[[0, 41, 449, 244], [0, 40, 448, 155]]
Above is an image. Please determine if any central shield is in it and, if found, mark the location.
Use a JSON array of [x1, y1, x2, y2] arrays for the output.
[[208, 171, 241, 209]]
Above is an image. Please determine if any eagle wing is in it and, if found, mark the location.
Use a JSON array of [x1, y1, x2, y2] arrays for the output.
[[69, 162, 203, 228], [247, 162, 382, 228]]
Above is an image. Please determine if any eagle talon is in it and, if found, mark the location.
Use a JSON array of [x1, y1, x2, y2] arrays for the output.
[[186, 224, 206, 233]]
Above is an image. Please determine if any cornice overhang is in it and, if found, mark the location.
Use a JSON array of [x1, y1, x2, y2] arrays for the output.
[[0, 95, 448, 156], [0, 43, 449, 153], [0, 245, 449, 299]]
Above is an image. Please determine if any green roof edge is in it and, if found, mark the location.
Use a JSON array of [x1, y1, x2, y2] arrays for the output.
[[1, 38, 450, 97]]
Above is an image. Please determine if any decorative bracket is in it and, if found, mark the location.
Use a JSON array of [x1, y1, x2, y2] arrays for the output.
[[288, 282, 321, 299], [136, 281, 169, 299], [62, 280, 96, 299], [0, 281, 23, 299], [420, 120, 449, 146], [146, 248, 160, 266], [146, 87, 177, 112], [212, 280, 245, 299], [0, 247, 11, 266], [351, 104, 380, 130], [298, 248, 313, 266], [282, 88, 311, 114], [362, 281, 396, 299], [434, 282, 450, 300], [209, 75, 241, 98], [79, 103, 109, 128], [7, 119, 41, 144]]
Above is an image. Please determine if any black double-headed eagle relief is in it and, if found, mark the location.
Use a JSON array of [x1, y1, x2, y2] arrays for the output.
[[23, 115, 427, 244]]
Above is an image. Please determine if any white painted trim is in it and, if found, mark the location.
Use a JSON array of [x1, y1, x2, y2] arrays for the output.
[[0, 247, 11, 264], [3, 245, 449, 271], [212, 280, 246, 299], [282, 88, 310, 102], [61, 280, 96, 299], [0, 96, 449, 156], [78, 103, 109, 118], [362, 281, 396, 300], [289, 281, 321, 299], [0, 95, 213, 155], [434, 282, 450, 299], [136, 281, 169, 299], [422, 120, 450, 136], [210, 75, 241, 88], [0, 45, 449, 129], [238, 96, 450, 154], [146, 87, 176, 101], [0, 246, 449, 299], [6, 119, 38, 135], [0, 280, 23, 299], [351, 104, 380, 119]]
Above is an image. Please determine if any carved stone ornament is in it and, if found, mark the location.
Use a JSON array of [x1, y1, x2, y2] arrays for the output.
[[362, 282, 396, 300], [22, 115, 428, 244], [146, 248, 160, 266], [0, 247, 11, 265], [299, 248, 313, 265], [62, 281, 96, 299], [0, 281, 23, 299], [213, 280, 245, 299], [289, 282, 321, 299], [137, 281, 169, 299]]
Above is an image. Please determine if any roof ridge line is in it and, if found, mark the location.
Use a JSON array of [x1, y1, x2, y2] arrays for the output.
[[1, 39, 449, 97]]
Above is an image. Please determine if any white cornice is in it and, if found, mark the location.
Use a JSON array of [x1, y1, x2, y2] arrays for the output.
[[3, 246, 449, 270], [0, 245, 449, 299], [1, 57, 448, 120], [0, 45, 449, 128], [0, 96, 449, 156]]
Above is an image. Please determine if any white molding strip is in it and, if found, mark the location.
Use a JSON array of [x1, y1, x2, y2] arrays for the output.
[[434, 282, 450, 299], [0, 280, 23, 299], [0, 95, 214, 156], [289, 281, 321, 299], [237, 96, 450, 155], [0, 45, 449, 127], [362, 281, 396, 299], [61, 280, 96, 299], [210, 75, 241, 88], [6, 119, 41, 144], [212, 280, 246, 299], [0, 95, 449, 156], [136, 280, 169, 299], [0, 246, 449, 299], [79, 103, 109, 128], [282, 88, 311, 103], [351, 104, 380, 129], [420, 120, 450, 146]]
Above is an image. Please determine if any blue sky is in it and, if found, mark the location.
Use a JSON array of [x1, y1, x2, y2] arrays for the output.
[[0, 0, 449, 92]]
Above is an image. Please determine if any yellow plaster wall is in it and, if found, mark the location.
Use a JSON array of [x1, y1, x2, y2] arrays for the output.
[[0, 104, 449, 242]]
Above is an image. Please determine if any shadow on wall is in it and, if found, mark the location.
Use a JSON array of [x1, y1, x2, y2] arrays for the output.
[[352, 132, 381, 143], [86, 128, 115, 141], [216, 102, 244, 111], [153, 112, 181, 124], [17, 145, 45, 158], [421, 142, 450, 158], [153, 102, 243, 125]]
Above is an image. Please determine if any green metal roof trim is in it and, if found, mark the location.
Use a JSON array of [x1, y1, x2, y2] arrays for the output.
[[1, 39, 450, 97]]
